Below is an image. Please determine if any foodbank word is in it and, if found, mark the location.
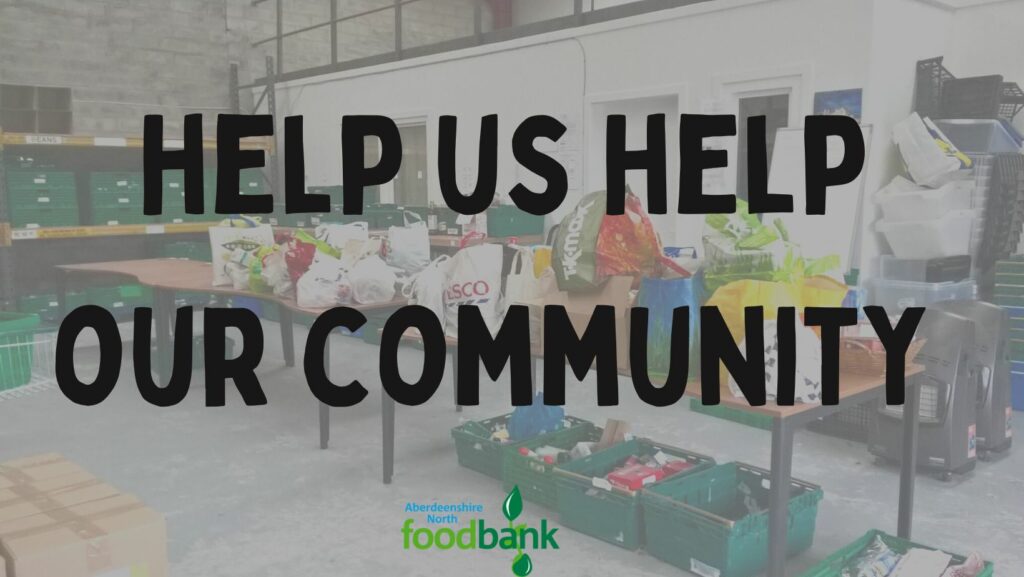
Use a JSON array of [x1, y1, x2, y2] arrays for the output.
[[401, 487, 556, 576]]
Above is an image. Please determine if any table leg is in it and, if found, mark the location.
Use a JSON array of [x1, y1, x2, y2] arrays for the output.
[[319, 330, 331, 450], [383, 386, 395, 484], [279, 303, 295, 368], [898, 377, 921, 539], [767, 417, 795, 577], [154, 288, 173, 387], [453, 346, 461, 412]]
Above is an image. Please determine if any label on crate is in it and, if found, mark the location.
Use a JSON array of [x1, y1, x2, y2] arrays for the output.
[[169, 182, 180, 188], [690, 558, 721, 577], [117, 180, 128, 186], [24, 134, 64, 145], [146, 225, 165, 234], [33, 177, 46, 184], [119, 198, 130, 204], [38, 197, 50, 203]]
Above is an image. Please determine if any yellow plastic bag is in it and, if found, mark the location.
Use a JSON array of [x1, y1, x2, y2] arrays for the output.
[[532, 246, 552, 278], [704, 276, 847, 385]]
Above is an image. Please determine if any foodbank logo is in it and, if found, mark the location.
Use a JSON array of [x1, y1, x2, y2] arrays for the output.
[[401, 486, 557, 576]]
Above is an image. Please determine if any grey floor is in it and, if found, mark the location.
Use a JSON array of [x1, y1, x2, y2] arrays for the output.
[[1, 320, 1021, 577]]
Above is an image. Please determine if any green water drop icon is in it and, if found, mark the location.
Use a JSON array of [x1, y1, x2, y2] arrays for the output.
[[502, 486, 523, 521], [512, 552, 533, 577]]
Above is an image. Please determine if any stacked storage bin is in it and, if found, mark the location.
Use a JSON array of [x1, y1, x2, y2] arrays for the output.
[[159, 170, 209, 224], [6, 170, 79, 228], [90, 172, 148, 225], [995, 258, 1024, 411]]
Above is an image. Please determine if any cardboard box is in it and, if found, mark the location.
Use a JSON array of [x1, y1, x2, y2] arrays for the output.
[[0, 454, 87, 490], [0, 493, 167, 577], [0, 469, 121, 525], [527, 276, 634, 371]]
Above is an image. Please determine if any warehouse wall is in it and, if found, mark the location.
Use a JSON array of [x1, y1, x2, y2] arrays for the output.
[[270, 0, 871, 246], [0, 0, 484, 136]]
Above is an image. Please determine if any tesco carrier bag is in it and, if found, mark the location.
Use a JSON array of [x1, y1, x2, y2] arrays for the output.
[[445, 240, 504, 337]]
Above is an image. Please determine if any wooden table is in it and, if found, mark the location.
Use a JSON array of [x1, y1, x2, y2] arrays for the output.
[[55, 258, 406, 453], [391, 330, 924, 577]]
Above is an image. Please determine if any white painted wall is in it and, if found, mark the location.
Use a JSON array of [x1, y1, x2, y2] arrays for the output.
[[267, 0, 1016, 273]]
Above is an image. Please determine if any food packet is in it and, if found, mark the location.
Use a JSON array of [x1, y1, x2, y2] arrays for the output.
[[842, 536, 902, 577]]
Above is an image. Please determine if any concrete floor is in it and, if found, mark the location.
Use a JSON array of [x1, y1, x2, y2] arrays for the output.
[[1, 320, 1021, 576]]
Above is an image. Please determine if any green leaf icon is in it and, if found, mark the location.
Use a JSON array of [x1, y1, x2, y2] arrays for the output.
[[503, 486, 523, 521], [512, 552, 533, 577]]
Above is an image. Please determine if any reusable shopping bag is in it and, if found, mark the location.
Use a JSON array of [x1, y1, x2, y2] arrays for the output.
[[402, 255, 451, 326], [552, 190, 607, 291], [636, 274, 703, 379], [595, 190, 661, 280], [209, 215, 274, 286]]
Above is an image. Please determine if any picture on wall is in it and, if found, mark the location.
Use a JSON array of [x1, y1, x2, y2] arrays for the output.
[[813, 88, 863, 121]]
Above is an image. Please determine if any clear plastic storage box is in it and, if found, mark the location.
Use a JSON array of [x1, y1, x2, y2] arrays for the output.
[[866, 278, 976, 313], [875, 176, 973, 221], [876, 210, 976, 259]]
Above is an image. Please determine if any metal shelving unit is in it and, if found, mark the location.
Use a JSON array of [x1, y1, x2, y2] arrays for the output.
[[0, 129, 274, 309]]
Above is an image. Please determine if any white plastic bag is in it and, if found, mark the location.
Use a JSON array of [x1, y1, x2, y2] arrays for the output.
[[445, 242, 504, 337], [402, 255, 451, 325], [729, 320, 824, 404], [505, 246, 556, 305], [260, 250, 291, 296], [387, 211, 431, 274], [350, 255, 398, 304], [315, 222, 369, 251], [208, 218, 274, 286], [892, 112, 972, 187], [296, 253, 348, 308]]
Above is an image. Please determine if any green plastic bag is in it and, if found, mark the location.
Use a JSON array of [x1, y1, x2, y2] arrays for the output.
[[552, 190, 608, 291]]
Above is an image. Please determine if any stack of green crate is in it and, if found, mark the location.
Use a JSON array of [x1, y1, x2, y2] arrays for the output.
[[162, 240, 212, 262], [451, 414, 595, 481], [83, 284, 152, 318], [17, 291, 89, 324], [555, 439, 715, 550], [158, 170, 211, 224], [641, 462, 822, 577], [994, 258, 1024, 404], [90, 172, 149, 226], [799, 530, 993, 577], [6, 170, 79, 228], [0, 312, 41, 391], [501, 420, 602, 510]]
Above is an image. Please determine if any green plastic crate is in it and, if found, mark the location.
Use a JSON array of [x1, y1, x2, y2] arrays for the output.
[[6, 170, 75, 189], [798, 529, 993, 577], [162, 241, 213, 262], [92, 206, 151, 226], [10, 206, 80, 228], [8, 186, 78, 208], [555, 438, 715, 550], [18, 292, 88, 323], [642, 462, 822, 577], [0, 312, 42, 391], [85, 284, 151, 315], [451, 414, 594, 481], [486, 205, 544, 237], [90, 172, 142, 192], [689, 398, 774, 431], [502, 421, 603, 510]]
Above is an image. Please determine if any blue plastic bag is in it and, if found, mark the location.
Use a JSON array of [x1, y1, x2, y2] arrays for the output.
[[508, 392, 565, 441], [636, 274, 702, 379]]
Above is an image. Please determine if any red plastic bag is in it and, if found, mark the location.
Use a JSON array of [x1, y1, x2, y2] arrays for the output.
[[595, 191, 661, 279]]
